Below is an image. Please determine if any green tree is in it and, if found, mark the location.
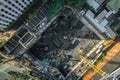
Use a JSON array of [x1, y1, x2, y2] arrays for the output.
[[46, 0, 63, 18], [9, 71, 30, 80], [67, 0, 87, 7]]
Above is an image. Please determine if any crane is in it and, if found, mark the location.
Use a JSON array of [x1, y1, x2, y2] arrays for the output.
[[78, 54, 107, 77]]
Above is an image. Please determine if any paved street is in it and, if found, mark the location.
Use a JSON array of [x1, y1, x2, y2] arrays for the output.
[[93, 52, 120, 80], [83, 42, 120, 80]]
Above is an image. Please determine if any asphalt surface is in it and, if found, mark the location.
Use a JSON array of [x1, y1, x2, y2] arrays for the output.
[[92, 52, 120, 80]]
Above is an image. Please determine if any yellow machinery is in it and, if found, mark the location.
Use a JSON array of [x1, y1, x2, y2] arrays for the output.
[[79, 54, 107, 77], [103, 41, 109, 46]]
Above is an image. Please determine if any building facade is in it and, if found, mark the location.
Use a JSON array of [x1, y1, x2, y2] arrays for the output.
[[0, 0, 33, 30]]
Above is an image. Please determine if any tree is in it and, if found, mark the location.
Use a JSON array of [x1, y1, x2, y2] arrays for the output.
[[46, 0, 63, 18], [9, 71, 30, 80], [67, 0, 87, 7]]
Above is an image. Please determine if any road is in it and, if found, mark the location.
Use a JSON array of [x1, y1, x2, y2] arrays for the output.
[[65, 39, 106, 80], [95, 51, 120, 80], [76, 40, 105, 79], [83, 42, 120, 80], [101, 67, 120, 80]]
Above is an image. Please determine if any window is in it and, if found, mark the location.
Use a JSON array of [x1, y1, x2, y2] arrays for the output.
[[24, 2, 27, 4], [12, 4, 15, 7], [21, 5, 24, 8], [18, 8, 21, 11], [23, 0, 28, 4], [9, 13, 14, 17], [11, 14, 14, 17], [18, 3, 21, 6], [1, 9, 3, 11], [5, 0, 9, 2], [15, 6, 18, 9], [1, 9, 4, 11], [11, 9, 14, 12], [8, 7, 11, 10], [4, 11, 8, 13], [15, 0, 19, 3], [9, 18, 12, 20], [4, 16, 7, 18], [5, 16, 8, 19], [9, 13, 11, 15], [1, 24, 5, 26], [4, 5, 8, 8], [1, 14, 4, 17], [8, 1, 11, 4], [6, 21, 9, 23], [15, 11, 18, 14]]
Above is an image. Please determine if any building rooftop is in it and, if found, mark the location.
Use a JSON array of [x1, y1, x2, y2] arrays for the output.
[[85, 10, 116, 38]]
